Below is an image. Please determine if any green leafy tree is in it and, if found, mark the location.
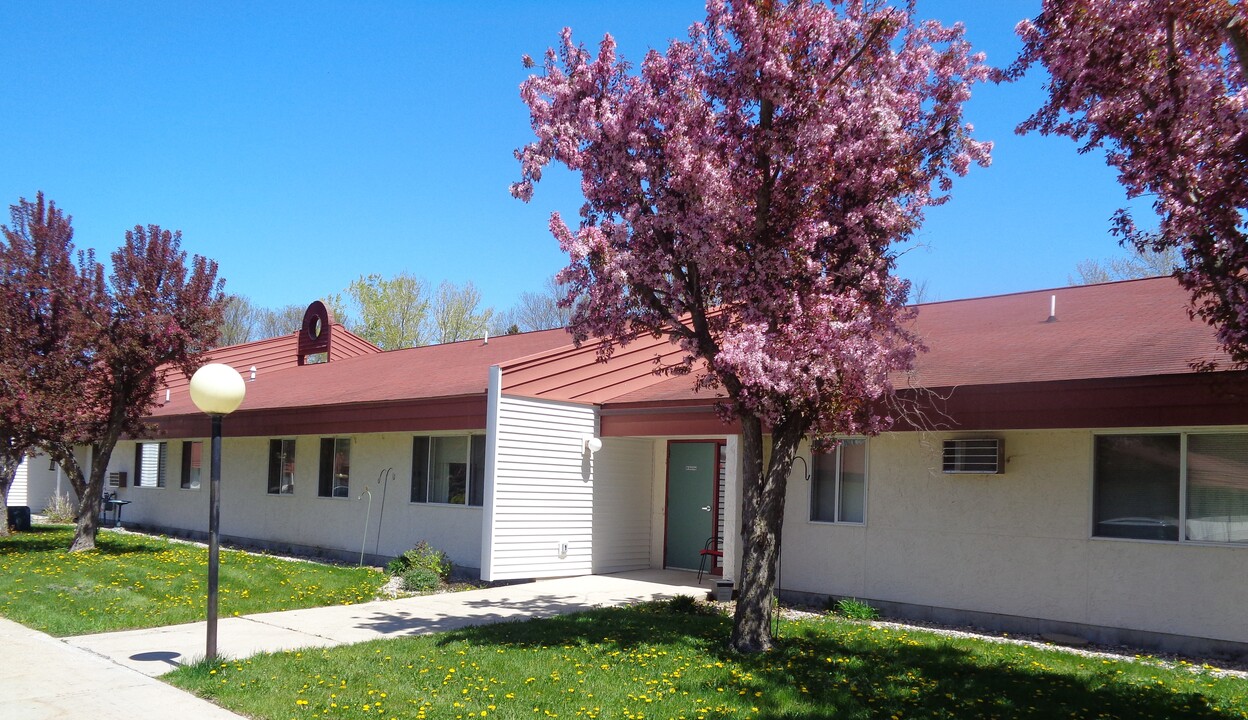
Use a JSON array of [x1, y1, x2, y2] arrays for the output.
[[345, 272, 430, 349], [219, 294, 260, 346], [256, 304, 309, 339], [494, 276, 576, 333], [1071, 242, 1180, 285], [430, 281, 493, 344]]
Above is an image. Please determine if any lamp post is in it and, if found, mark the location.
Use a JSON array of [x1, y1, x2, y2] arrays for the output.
[[188, 363, 246, 662]]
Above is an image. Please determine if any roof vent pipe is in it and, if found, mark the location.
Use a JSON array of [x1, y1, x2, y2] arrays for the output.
[[484, 330, 489, 345], [249, 365, 257, 382], [1046, 294, 1057, 323]]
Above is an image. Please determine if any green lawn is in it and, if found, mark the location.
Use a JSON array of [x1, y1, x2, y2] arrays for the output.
[[0, 525, 387, 636], [166, 598, 1248, 720]]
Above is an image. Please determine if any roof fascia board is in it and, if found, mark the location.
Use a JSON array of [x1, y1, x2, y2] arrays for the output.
[[897, 371, 1248, 431], [145, 394, 488, 439]]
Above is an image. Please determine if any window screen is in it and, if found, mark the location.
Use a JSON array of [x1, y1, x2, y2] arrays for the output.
[[1186, 434, 1248, 543], [135, 442, 167, 488], [318, 438, 350, 498], [810, 439, 866, 524], [181, 441, 202, 490], [268, 439, 295, 495], [1093, 434, 1180, 541]]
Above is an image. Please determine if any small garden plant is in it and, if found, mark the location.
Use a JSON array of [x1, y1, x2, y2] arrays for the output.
[[833, 596, 880, 621], [387, 541, 452, 593], [399, 567, 441, 592], [41, 492, 78, 524]]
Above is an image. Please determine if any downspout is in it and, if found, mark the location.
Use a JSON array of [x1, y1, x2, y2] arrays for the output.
[[479, 365, 504, 581], [721, 435, 742, 584]]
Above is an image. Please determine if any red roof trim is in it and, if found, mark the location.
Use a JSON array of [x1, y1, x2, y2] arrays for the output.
[[898, 371, 1248, 431], [148, 395, 489, 439], [597, 371, 1248, 434], [499, 331, 690, 404], [600, 404, 738, 437]]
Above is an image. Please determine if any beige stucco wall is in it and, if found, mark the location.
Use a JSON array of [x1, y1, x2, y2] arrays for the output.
[[105, 431, 483, 569], [780, 429, 1248, 644]]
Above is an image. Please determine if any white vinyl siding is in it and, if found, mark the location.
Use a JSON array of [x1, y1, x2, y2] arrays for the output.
[[11, 455, 29, 506], [592, 438, 653, 573], [486, 395, 597, 580]]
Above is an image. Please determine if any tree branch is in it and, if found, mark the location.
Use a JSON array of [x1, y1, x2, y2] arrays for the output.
[[753, 97, 775, 245], [1226, 13, 1248, 86], [826, 16, 891, 88]]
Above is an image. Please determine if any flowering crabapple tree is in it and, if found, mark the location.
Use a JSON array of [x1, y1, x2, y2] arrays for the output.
[[0, 194, 97, 537], [59, 225, 225, 552], [513, 0, 991, 652], [1, 196, 226, 552], [1008, 0, 1248, 364]]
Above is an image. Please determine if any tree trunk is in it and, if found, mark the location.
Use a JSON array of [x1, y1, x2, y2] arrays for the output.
[[730, 413, 807, 653], [68, 441, 115, 553], [1226, 15, 1248, 86], [0, 455, 17, 538], [70, 474, 102, 552]]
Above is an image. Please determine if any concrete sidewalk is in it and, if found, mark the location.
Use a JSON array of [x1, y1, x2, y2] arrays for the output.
[[67, 569, 710, 676], [0, 617, 247, 720]]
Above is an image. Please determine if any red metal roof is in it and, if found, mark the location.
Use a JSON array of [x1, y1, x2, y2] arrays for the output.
[[499, 331, 693, 404], [903, 276, 1226, 389], [149, 277, 1232, 436], [151, 328, 574, 418], [160, 323, 382, 398], [590, 276, 1229, 406]]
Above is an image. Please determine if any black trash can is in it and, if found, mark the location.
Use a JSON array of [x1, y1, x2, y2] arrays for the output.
[[7, 506, 31, 532]]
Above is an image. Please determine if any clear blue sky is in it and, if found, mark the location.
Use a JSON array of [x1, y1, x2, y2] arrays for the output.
[[0, 1, 1149, 312]]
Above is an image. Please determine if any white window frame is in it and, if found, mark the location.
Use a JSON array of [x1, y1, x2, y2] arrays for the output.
[[318, 437, 351, 499], [410, 433, 486, 507], [808, 438, 867, 525], [134, 441, 167, 488], [180, 440, 203, 491], [267, 438, 296, 496], [1092, 430, 1248, 546]]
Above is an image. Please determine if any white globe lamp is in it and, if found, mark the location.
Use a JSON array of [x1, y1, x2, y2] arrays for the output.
[[187, 362, 245, 662]]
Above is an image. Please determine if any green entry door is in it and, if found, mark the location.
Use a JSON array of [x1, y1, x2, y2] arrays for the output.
[[665, 442, 717, 571]]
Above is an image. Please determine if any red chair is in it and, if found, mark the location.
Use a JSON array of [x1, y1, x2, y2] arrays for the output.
[[697, 536, 723, 582]]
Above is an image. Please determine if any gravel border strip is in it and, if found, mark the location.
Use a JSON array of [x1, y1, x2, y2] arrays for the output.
[[769, 604, 1248, 679]]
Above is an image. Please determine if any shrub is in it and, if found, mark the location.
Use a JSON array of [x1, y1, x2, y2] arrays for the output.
[[387, 541, 451, 581], [834, 597, 879, 620], [401, 567, 441, 592], [42, 492, 77, 524], [664, 595, 707, 615]]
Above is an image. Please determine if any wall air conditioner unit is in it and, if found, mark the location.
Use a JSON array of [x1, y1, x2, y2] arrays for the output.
[[108, 471, 128, 488], [942, 439, 1004, 474]]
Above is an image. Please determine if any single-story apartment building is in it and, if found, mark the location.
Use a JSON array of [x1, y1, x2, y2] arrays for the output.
[[20, 277, 1248, 658]]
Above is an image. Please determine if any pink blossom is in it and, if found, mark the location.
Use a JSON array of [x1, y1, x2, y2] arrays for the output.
[[514, 0, 990, 653]]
